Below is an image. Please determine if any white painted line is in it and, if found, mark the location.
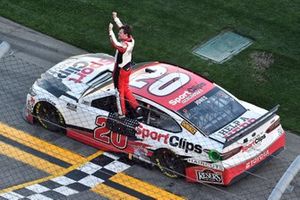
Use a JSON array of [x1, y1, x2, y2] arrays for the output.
[[53, 186, 78, 196], [78, 162, 102, 174], [104, 160, 131, 173], [26, 184, 50, 193], [51, 176, 76, 185], [78, 175, 104, 187], [0, 41, 10, 58], [27, 194, 53, 200], [0, 192, 24, 200]]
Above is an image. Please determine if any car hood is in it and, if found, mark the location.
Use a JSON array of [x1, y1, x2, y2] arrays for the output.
[[38, 53, 115, 98]]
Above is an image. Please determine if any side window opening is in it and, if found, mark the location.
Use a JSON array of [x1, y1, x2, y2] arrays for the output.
[[91, 97, 180, 133], [91, 95, 117, 113], [146, 105, 181, 133]]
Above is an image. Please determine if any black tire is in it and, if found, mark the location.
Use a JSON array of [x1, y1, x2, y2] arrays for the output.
[[34, 102, 65, 132], [153, 149, 185, 178]]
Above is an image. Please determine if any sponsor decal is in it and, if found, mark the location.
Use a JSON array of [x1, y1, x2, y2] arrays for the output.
[[194, 96, 208, 105], [187, 159, 224, 171], [66, 103, 77, 111], [197, 169, 223, 184], [136, 125, 169, 144], [82, 100, 89, 105], [246, 149, 269, 169], [169, 91, 191, 106], [94, 116, 128, 150], [169, 136, 202, 154], [169, 83, 206, 106], [217, 117, 256, 139], [181, 120, 197, 135], [277, 127, 284, 135], [187, 82, 206, 93], [242, 133, 266, 152], [54, 58, 113, 83], [132, 145, 148, 157]]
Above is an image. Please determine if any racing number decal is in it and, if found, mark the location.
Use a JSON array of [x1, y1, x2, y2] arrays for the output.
[[130, 64, 190, 96], [149, 73, 190, 96], [94, 118, 110, 144], [110, 133, 127, 149], [130, 65, 167, 88], [94, 117, 128, 149]]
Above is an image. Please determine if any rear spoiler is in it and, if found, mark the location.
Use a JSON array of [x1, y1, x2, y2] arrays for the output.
[[224, 105, 280, 147]]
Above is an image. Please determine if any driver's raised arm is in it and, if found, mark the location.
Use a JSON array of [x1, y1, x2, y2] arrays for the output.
[[108, 23, 128, 53], [112, 11, 123, 28]]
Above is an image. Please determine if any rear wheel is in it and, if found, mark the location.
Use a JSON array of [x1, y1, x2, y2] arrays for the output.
[[34, 102, 65, 132], [153, 149, 185, 178]]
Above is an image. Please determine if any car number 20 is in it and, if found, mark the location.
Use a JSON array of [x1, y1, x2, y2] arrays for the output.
[[130, 64, 190, 96], [94, 116, 128, 150]]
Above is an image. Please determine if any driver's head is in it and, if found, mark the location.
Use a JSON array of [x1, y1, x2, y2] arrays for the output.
[[118, 25, 132, 40]]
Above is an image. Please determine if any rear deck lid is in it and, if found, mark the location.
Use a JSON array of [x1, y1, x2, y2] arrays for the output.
[[210, 105, 279, 146]]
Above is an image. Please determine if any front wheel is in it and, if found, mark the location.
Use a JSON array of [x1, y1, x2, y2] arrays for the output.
[[153, 149, 185, 178], [34, 102, 65, 132]]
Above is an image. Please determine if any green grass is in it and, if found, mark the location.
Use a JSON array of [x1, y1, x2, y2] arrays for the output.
[[0, 0, 299, 133]]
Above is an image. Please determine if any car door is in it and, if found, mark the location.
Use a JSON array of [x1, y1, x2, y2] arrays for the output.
[[135, 102, 183, 150], [137, 101, 206, 158], [81, 93, 134, 152]]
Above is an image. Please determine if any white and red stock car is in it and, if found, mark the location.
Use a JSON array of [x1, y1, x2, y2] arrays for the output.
[[24, 53, 286, 185]]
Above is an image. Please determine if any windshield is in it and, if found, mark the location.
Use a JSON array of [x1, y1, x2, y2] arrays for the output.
[[179, 87, 246, 135]]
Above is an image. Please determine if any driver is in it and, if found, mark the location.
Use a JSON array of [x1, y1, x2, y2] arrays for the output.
[[108, 12, 141, 118]]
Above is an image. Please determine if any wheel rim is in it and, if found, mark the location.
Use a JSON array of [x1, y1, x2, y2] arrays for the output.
[[155, 150, 184, 178], [161, 151, 177, 171], [35, 103, 64, 131]]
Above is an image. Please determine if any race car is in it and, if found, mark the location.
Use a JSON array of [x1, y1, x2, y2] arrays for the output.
[[24, 53, 286, 185]]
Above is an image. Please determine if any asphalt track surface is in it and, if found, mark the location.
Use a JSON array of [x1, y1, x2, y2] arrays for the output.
[[0, 17, 299, 200]]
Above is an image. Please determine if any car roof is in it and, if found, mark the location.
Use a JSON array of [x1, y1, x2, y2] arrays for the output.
[[130, 62, 215, 111]]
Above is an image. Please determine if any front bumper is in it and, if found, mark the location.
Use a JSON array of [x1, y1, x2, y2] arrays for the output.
[[23, 105, 34, 124], [185, 132, 286, 185], [23, 94, 35, 124]]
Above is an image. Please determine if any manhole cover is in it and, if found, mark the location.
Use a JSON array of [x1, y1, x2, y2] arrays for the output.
[[193, 31, 252, 63]]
